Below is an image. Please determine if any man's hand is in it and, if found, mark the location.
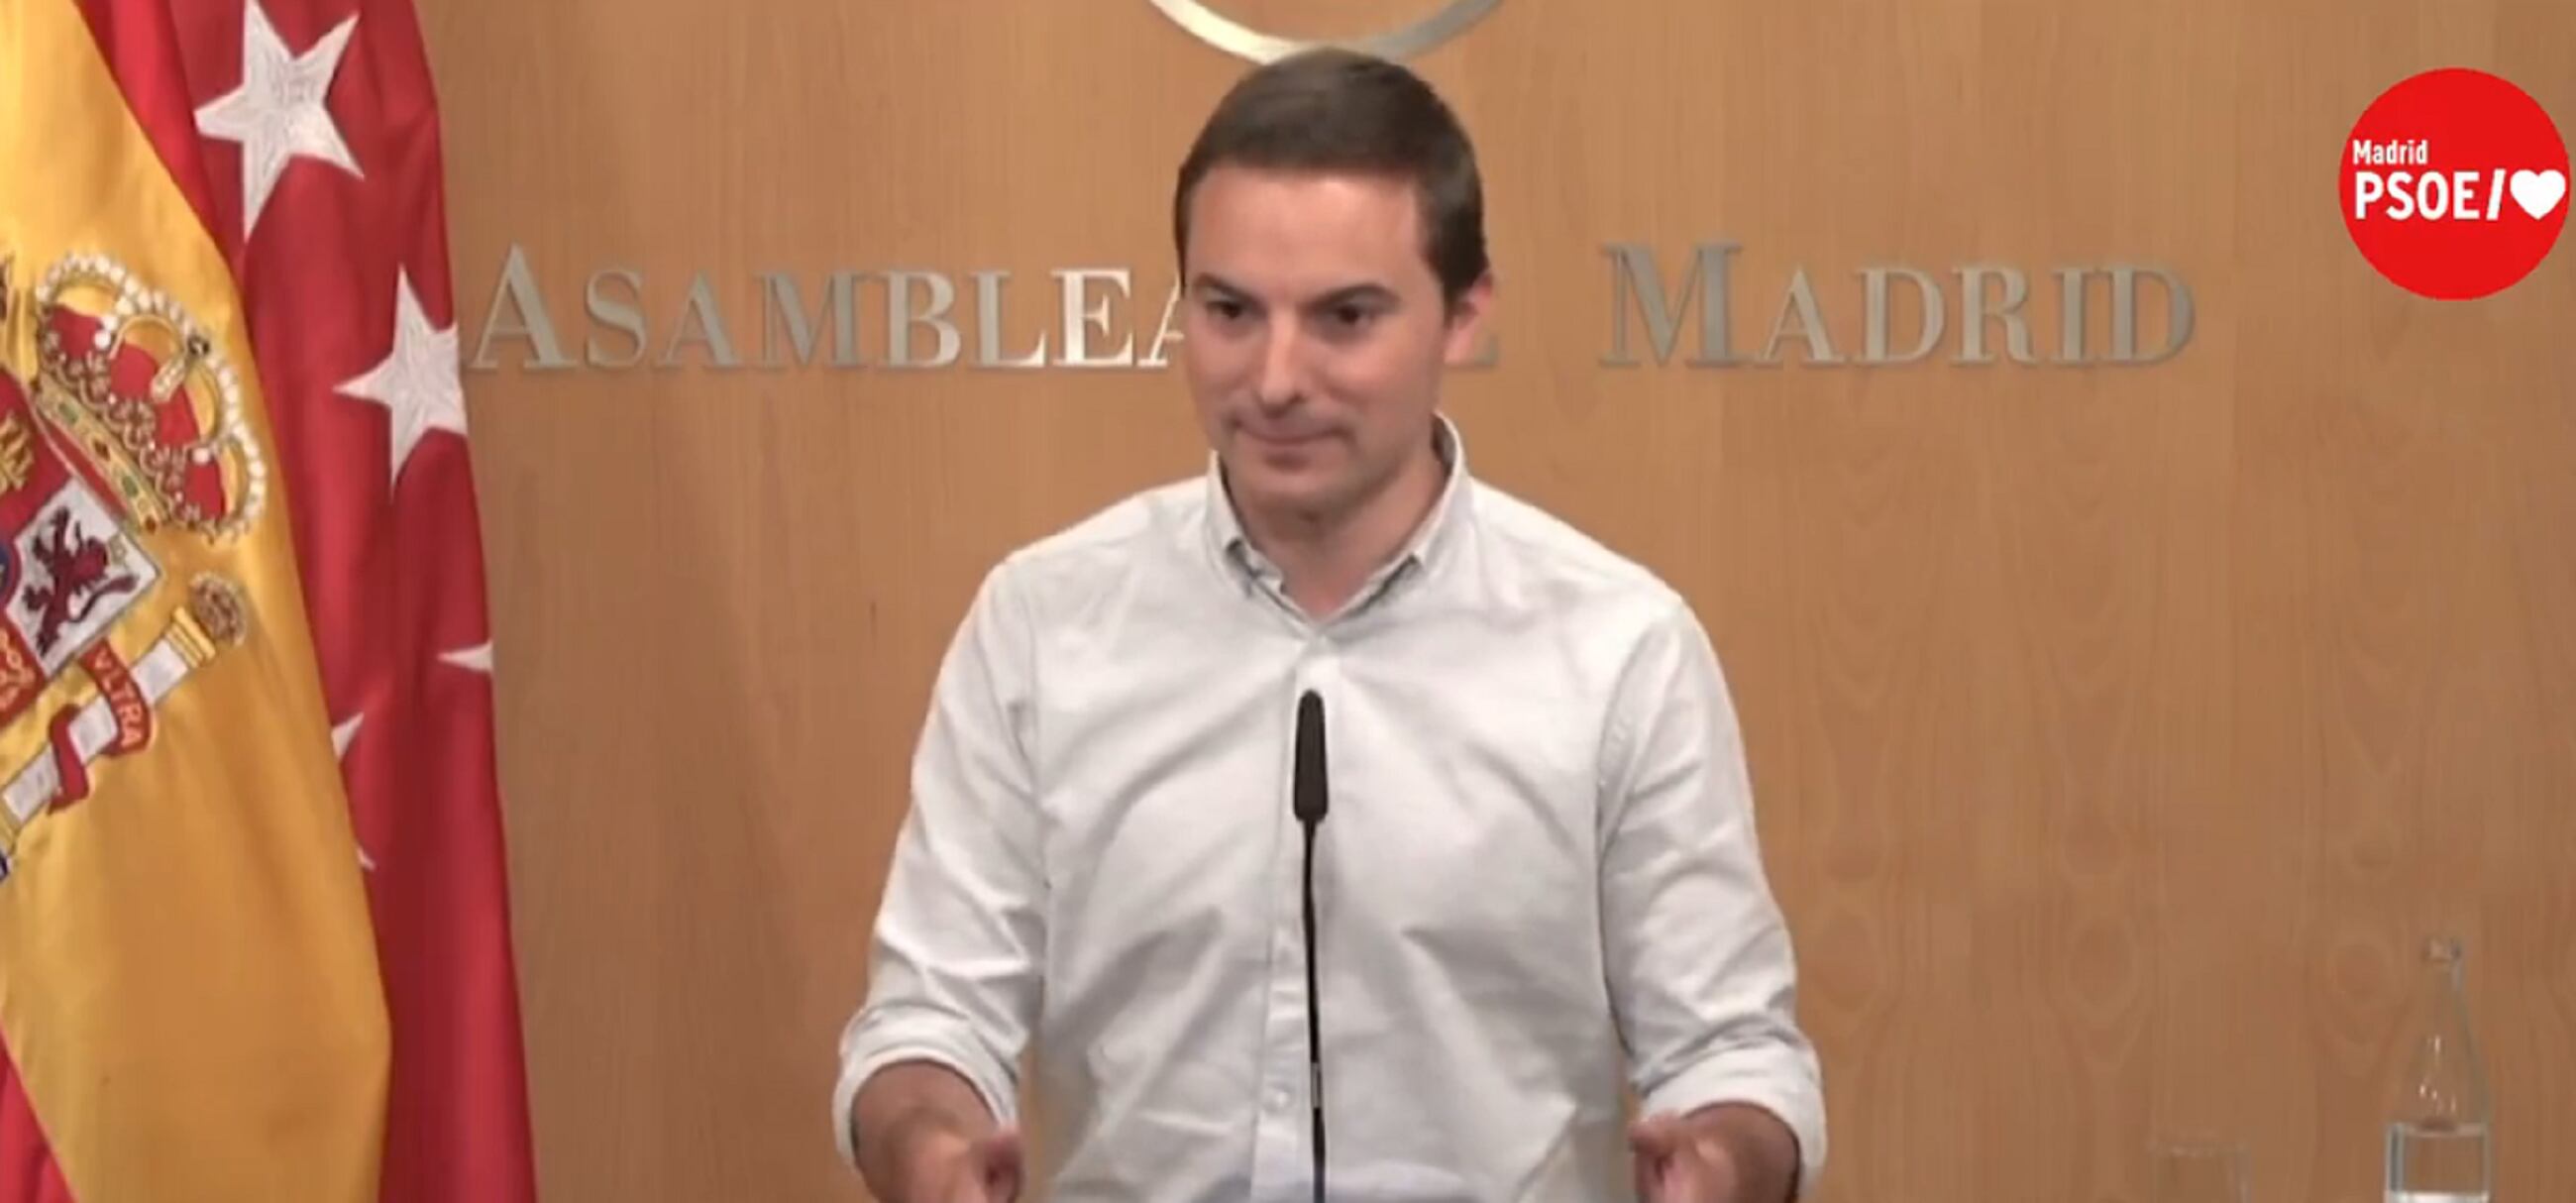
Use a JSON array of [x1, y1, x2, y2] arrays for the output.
[[1629, 1112, 1742, 1203], [852, 1062, 1019, 1203], [1629, 1103, 1799, 1203], [901, 1126, 1023, 1203]]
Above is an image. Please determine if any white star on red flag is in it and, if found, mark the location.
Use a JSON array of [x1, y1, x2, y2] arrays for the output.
[[331, 714, 375, 870], [200, 0, 539, 1195], [440, 641, 494, 675], [192, 0, 363, 238], [339, 267, 468, 486]]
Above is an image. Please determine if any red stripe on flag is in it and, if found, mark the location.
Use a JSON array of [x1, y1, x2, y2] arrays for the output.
[[0, 1041, 76, 1203], [69, 0, 228, 260]]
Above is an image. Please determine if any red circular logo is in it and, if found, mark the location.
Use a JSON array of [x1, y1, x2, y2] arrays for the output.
[[2339, 67, 2569, 300]]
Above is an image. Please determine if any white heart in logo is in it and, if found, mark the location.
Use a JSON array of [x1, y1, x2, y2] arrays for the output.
[[2510, 168, 2567, 220]]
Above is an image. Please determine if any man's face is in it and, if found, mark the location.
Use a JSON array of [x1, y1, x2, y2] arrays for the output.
[[1178, 164, 1489, 527]]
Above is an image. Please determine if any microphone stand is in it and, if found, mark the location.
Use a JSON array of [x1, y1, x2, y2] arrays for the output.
[[1293, 691, 1330, 1203], [1301, 802, 1326, 1203]]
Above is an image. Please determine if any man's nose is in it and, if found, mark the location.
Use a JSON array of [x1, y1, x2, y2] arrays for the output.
[[1252, 323, 1304, 408]]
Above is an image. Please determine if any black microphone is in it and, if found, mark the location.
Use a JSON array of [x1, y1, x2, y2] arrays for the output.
[[1292, 690, 1329, 1203]]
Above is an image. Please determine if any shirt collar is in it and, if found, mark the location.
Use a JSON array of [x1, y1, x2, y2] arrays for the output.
[[1204, 413, 1473, 609]]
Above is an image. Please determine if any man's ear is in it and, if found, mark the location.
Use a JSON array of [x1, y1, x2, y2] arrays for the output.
[[1441, 271, 1496, 367]]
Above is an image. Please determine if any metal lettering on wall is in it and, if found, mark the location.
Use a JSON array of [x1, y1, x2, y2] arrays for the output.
[[1597, 243, 2193, 368], [463, 243, 2194, 374]]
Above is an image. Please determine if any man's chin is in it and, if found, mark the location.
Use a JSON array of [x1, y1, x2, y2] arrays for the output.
[[1222, 464, 1340, 516], [1225, 439, 1323, 479]]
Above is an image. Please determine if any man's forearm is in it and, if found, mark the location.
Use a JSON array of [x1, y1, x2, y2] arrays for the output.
[[1688, 1102, 1801, 1203], [851, 1060, 999, 1198]]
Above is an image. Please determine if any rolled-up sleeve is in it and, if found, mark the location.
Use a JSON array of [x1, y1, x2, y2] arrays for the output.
[[832, 562, 1046, 1170], [1597, 595, 1827, 1195]]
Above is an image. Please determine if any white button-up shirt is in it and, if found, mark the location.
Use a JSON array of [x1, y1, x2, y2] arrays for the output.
[[835, 418, 1826, 1202]]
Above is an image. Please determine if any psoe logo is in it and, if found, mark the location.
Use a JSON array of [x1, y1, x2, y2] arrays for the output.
[[1147, 0, 1501, 62]]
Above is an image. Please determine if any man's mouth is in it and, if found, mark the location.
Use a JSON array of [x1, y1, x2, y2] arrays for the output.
[[1243, 426, 1330, 446]]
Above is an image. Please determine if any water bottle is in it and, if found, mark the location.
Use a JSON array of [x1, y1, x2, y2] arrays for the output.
[[2382, 934, 2492, 1203]]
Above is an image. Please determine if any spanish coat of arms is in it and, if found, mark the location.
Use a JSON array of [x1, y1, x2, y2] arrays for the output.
[[0, 251, 263, 881]]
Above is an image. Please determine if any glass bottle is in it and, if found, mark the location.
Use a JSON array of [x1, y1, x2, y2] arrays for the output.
[[2382, 934, 2493, 1203]]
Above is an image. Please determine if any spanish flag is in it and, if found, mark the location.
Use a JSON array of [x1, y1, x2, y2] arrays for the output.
[[0, 0, 535, 1199]]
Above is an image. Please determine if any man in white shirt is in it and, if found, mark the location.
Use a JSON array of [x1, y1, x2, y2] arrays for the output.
[[836, 46, 1825, 1203]]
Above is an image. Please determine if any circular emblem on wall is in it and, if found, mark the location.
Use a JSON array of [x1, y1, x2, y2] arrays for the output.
[[1147, 0, 1502, 63], [2337, 66, 2567, 300]]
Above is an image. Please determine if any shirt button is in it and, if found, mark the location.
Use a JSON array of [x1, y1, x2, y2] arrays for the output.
[[1267, 1087, 1290, 1113]]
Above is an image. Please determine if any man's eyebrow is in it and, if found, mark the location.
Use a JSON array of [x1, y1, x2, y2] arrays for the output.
[[1188, 272, 1248, 297], [1184, 275, 1400, 307], [1310, 282, 1398, 307]]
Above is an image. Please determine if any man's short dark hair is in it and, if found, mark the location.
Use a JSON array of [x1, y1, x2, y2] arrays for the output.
[[1172, 48, 1489, 310]]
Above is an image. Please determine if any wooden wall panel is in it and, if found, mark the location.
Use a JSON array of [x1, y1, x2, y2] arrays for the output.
[[414, 1, 2576, 1199]]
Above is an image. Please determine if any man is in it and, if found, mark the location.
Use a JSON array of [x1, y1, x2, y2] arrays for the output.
[[835, 47, 1825, 1203]]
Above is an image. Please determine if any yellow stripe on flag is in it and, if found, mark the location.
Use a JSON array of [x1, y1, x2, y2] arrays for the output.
[[0, 0, 390, 1199]]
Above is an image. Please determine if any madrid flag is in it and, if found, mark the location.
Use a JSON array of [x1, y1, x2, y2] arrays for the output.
[[0, 0, 536, 1199]]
